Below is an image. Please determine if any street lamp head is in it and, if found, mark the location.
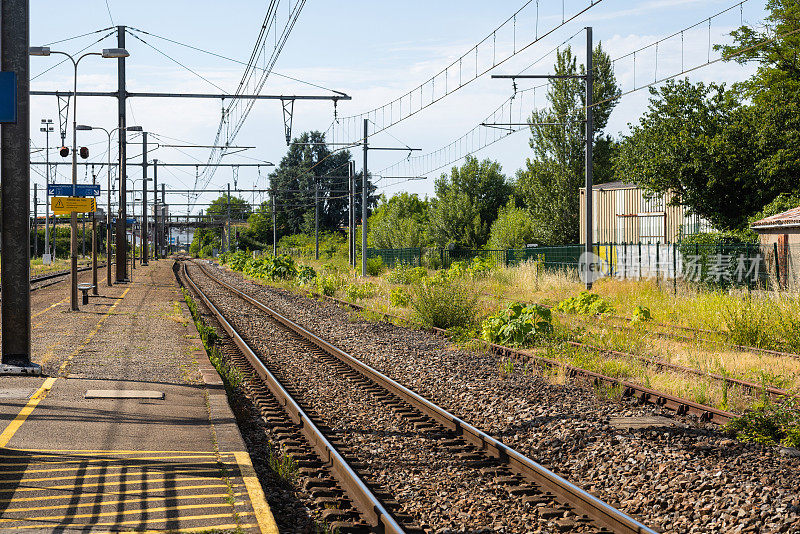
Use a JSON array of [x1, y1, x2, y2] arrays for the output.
[[102, 48, 129, 59], [126, 126, 143, 132], [76, 124, 93, 131], [29, 46, 51, 56]]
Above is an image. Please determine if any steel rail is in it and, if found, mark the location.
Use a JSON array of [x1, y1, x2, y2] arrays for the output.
[[318, 293, 737, 426], [182, 262, 406, 534], [193, 261, 657, 534], [482, 291, 800, 361]]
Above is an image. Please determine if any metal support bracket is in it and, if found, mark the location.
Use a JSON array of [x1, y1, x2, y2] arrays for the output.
[[282, 98, 294, 146]]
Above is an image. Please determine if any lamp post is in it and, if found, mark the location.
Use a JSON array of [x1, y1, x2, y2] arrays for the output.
[[76, 124, 141, 287], [39, 119, 54, 263], [30, 46, 129, 310]]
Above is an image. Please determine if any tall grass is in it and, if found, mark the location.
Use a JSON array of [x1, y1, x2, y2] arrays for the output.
[[411, 279, 479, 330]]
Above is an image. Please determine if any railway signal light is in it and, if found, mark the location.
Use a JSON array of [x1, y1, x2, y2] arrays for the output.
[[79, 147, 89, 159], [59, 146, 69, 157]]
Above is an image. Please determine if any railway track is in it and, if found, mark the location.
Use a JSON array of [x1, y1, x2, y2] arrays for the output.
[[313, 293, 738, 425], [182, 259, 657, 534], [481, 290, 800, 361]]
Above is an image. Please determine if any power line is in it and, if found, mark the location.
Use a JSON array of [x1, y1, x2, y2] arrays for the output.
[[328, 0, 604, 144]]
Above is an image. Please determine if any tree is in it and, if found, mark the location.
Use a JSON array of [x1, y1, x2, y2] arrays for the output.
[[190, 194, 251, 253], [242, 200, 274, 247], [369, 193, 430, 249], [615, 80, 761, 230], [515, 43, 620, 245], [429, 156, 511, 248], [717, 0, 800, 208], [269, 131, 376, 239], [487, 199, 537, 250]]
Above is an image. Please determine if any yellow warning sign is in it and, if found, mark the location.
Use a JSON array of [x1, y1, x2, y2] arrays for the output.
[[51, 196, 96, 215]]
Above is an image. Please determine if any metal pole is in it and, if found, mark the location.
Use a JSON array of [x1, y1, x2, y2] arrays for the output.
[[115, 25, 128, 282], [362, 118, 368, 277], [141, 132, 148, 265], [33, 184, 38, 257], [153, 159, 158, 260], [584, 26, 594, 290], [226, 183, 231, 253], [44, 124, 50, 259], [271, 191, 276, 256], [314, 178, 319, 260], [70, 58, 79, 309], [91, 168, 97, 294], [161, 182, 165, 257], [1, 0, 34, 368], [106, 129, 112, 286], [82, 214, 86, 258], [348, 161, 354, 267]]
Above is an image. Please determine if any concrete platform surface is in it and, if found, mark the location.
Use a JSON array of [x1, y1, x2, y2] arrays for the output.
[[0, 261, 277, 533]]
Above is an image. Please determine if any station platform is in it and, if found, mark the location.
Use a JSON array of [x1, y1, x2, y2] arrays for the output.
[[0, 260, 278, 533]]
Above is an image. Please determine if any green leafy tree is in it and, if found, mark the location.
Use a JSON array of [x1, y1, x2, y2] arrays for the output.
[[429, 155, 511, 248], [487, 199, 536, 250], [191, 194, 251, 253], [615, 80, 760, 230], [369, 192, 430, 249], [269, 131, 376, 239], [515, 43, 620, 245]]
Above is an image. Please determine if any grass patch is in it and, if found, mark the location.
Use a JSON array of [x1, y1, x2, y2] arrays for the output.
[[410, 279, 479, 330], [725, 399, 800, 447]]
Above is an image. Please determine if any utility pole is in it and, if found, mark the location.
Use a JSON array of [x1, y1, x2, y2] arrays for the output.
[[362, 119, 368, 277], [115, 25, 128, 282], [226, 183, 231, 253], [314, 178, 319, 260], [141, 132, 148, 265], [161, 183, 165, 257], [33, 184, 38, 257], [1, 0, 36, 372], [584, 27, 594, 290], [41, 118, 53, 262], [271, 191, 276, 256], [348, 161, 354, 268], [153, 159, 158, 260], [91, 169, 97, 294]]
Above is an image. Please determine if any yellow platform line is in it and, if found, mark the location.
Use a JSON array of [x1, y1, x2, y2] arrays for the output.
[[0, 522, 257, 533], [32, 297, 68, 321], [0, 500, 244, 524], [0, 484, 236, 504], [0, 378, 57, 449], [0, 511, 254, 529], [2, 492, 237, 514], [1, 448, 231, 455], [1, 475, 224, 494], [11, 466, 223, 485], [233, 451, 279, 534], [0, 459, 228, 475]]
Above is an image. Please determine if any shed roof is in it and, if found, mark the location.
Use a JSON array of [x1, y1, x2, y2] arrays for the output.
[[591, 180, 638, 190], [751, 206, 800, 229]]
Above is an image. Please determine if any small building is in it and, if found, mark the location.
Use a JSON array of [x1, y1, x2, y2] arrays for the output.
[[579, 181, 712, 244], [751, 206, 800, 288]]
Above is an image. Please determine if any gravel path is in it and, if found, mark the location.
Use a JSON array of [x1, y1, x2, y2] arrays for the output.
[[207, 263, 800, 534], [188, 262, 606, 533]]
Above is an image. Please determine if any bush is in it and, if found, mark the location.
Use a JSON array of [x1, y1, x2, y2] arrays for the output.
[[481, 302, 553, 347], [345, 282, 378, 301], [422, 249, 443, 270], [389, 287, 411, 307], [385, 263, 427, 285], [411, 279, 478, 329], [366, 256, 385, 276], [724, 399, 800, 447], [487, 199, 537, 250], [632, 305, 652, 323], [556, 292, 615, 316], [316, 275, 337, 297], [296, 265, 317, 286], [466, 256, 495, 278]]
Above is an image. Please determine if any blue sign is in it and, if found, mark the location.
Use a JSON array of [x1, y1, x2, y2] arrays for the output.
[[0, 72, 16, 123], [47, 184, 100, 197]]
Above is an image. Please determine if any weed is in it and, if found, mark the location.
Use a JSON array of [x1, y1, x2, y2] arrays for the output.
[[316, 275, 338, 297], [632, 305, 652, 323], [389, 287, 411, 307], [594, 381, 624, 401], [296, 265, 317, 285], [385, 263, 426, 285], [366, 256, 385, 276], [498, 358, 515, 378], [410, 279, 478, 330], [724, 399, 800, 447], [556, 291, 615, 316], [345, 282, 378, 301], [481, 302, 553, 347], [721, 296, 775, 348]]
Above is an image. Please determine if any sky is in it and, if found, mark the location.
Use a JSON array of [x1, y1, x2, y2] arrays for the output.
[[28, 0, 768, 216]]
